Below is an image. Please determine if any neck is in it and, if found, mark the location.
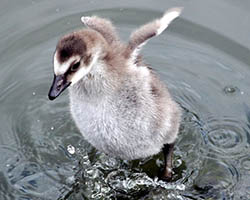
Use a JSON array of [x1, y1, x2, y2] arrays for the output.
[[69, 61, 116, 99]]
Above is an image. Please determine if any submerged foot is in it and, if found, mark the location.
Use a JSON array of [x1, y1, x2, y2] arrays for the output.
[[159, 143, 175, 182], [159, 166, 173, 182]]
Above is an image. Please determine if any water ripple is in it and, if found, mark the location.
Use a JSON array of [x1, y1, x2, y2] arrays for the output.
[[206, 116, 249, 158]]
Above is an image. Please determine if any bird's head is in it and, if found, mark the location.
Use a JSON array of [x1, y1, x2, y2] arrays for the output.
[[48, 30, 106, 100]]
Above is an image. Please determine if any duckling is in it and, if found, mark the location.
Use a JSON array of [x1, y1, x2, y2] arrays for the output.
[[48, 7, 182, 180]]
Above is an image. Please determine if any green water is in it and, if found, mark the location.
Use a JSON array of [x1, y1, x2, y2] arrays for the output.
[[0, 0, 250, 199]]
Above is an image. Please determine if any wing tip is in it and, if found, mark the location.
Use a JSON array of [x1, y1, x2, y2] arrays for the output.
[[156, 7, 183, 35]]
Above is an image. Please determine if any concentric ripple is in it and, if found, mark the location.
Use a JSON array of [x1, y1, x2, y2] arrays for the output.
[[206, 117, 248, 157]]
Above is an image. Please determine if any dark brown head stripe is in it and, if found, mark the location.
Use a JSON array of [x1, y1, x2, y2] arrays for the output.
[[56, 34, 86, 63]]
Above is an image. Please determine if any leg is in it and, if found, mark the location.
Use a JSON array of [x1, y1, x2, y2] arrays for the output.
[[161, 143, 175, 181]]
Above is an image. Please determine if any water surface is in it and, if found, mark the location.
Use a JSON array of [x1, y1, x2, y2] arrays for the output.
[[0, 0, 250, 199]]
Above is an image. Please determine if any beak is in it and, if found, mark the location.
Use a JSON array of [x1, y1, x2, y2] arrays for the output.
[[48, 74, 71, 100]]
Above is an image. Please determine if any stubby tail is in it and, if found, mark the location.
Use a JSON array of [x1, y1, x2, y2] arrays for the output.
[[125, 7, 183, 62]]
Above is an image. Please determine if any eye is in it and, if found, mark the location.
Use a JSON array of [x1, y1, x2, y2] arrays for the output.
[[70, 61, 80, 72]]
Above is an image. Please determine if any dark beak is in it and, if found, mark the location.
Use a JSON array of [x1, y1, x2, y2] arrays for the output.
[[48, 74, 71, 100]]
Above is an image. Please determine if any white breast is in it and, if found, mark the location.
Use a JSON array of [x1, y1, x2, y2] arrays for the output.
[[68, 78, 169, 160]]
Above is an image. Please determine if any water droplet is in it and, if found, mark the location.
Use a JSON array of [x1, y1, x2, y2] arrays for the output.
[[223, 86, 239, 95], [56, 8, 60, 12], [176, 184, 185, 190], [32, 92, 36, 96], [175, 159, 182, 168], [50, 126, 54, 130], [66, 176, 75, 184], [67, 144, 75, 154]]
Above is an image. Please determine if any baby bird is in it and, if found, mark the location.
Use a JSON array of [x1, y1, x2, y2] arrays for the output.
[[48, 8, 182, 180]]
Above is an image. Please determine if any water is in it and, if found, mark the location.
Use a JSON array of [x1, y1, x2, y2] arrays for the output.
[[0, 0, 250, 199]]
